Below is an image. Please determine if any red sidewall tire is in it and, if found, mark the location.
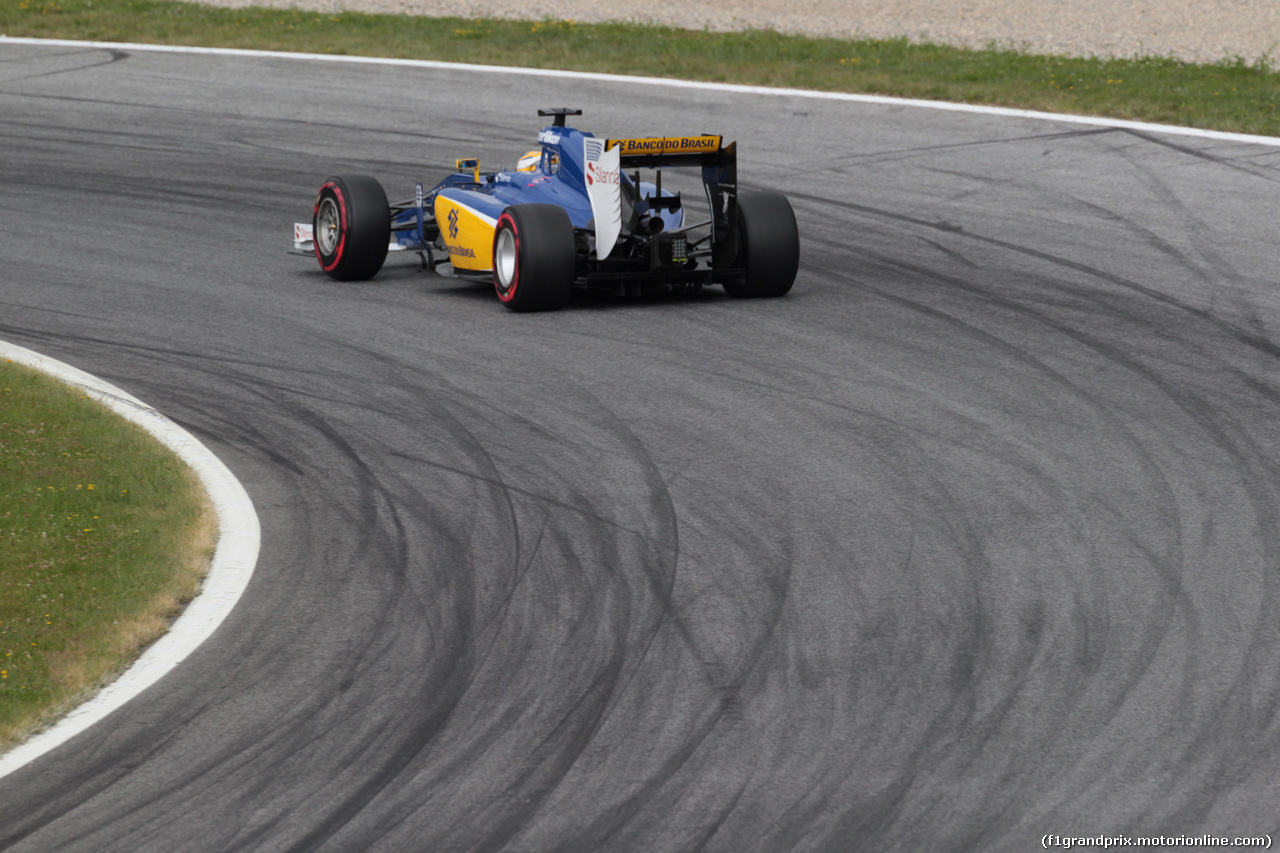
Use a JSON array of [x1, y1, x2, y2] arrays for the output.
[[314, 181, 349, 274], [312, 174, 390, 282], [491, 204, 575, 312], [494, 212, 521, 305]]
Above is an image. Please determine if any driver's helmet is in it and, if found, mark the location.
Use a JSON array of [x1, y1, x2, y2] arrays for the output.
[[516, 150, 541, 171]]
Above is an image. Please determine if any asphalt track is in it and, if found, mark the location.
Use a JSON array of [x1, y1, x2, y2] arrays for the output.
[[2, 41, 1280, 852]]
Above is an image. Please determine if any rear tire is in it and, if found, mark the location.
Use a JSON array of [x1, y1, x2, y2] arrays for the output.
[[313, 174, 390, 281], [492, 204, 576, 312], [725, 190, 799, 298]]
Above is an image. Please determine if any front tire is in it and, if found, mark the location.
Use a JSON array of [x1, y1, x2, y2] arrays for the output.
[[313, 174, 390, 281], [725, 190, 799, 298], [492, 204, 577, 312]]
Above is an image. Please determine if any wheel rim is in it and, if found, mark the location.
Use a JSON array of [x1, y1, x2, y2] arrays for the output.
[[316, 197, 341, 256], [495, 226, 518, 290]]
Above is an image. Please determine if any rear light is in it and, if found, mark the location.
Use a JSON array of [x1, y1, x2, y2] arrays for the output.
[[658, 234, 688, 265]]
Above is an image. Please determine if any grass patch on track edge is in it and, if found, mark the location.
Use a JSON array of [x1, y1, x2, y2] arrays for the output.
[[2, 0, 1279, 137], [0, 359, 216, 751]]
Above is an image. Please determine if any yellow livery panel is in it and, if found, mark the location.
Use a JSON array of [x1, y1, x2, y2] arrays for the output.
[[434, 195, 497, 271], [606, 136, 722, 156]]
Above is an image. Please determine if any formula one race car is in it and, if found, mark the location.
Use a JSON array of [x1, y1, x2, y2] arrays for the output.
[[292, 108, 799, 311]]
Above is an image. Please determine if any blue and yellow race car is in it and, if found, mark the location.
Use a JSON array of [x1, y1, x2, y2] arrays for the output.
[[293, 108, 799, 311]]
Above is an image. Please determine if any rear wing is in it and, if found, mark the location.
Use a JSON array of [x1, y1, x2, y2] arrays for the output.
[[605, 135, 726, 166], [606, 136, 739, 268]]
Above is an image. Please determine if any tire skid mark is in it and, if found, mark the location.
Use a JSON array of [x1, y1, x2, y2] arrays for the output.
[[501, 390, 789, 848], [171, 372, 440, 851], [1114, 150, 1276, 344], [801, 207, 1280, 836], [802, 128, 1117, 177], [792, 187, 1280, 361], [1122, 128, 1280, 183], [1, 47, 129, 84], [247, 341, 675, 850]]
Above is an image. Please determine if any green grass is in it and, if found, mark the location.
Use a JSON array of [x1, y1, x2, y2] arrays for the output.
[[2, 0, 1279, 136], [0, 360, 215, 749], [0, 0, 1274, 753]]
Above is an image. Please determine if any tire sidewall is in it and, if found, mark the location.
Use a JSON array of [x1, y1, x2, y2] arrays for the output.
[[492, 204, 575, 312], [494, 212, 522, 305], [730, 191, 800, 298], [314, 180, 349, 273], [312, 174, 390, 281]]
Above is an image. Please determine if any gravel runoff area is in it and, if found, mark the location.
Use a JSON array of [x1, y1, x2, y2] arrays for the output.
[[193, 0, 1280, 66]]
